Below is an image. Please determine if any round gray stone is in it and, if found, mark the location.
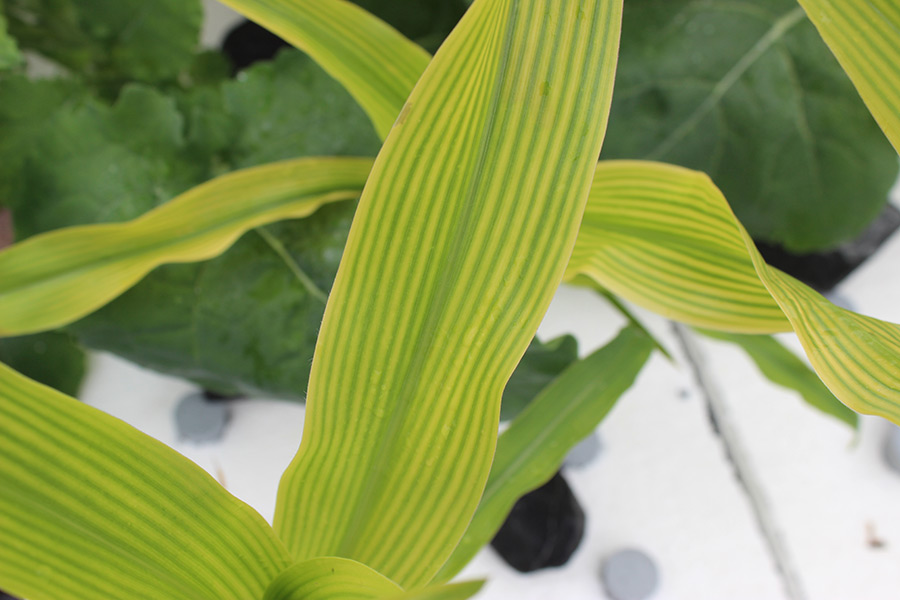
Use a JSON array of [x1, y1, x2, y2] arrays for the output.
[[884, 425, 900, 473], [601, 548, 660, 600], [174, 393, 231, 443], [563, 432, 603, 469]]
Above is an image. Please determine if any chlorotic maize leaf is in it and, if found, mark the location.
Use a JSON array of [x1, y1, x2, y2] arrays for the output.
[[568, 161, 900, 424], [0, 157, 371, 337], [384, 581, 485, 600], [216, 0, 430, 139], [0, 362, 292, 600], [263, 557, 402, 600], [567, 161, 792, 333], [273, 0, 622, 589], [795, 0, 900, 153], [434, 325, 654, 582]]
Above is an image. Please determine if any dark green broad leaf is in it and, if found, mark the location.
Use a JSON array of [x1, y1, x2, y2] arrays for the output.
[[348, 0, 469, 53], [70, 204, 356, 400], [501, 335, 579, 421], [5, 81, 208, 238], [602, 0, 899, 251], [0, 331, 86, 396], [2, 0, 201, 91], [52, 50, 380, 400]]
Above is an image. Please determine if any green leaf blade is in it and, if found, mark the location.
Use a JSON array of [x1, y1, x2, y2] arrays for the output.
[[0, 157, 371, 336], [0, 362, 292, 600], [436, 325, 654, 582], [695, 328, 857, 428], [796, 0, 900, 153], [274, 0, 623, 588]]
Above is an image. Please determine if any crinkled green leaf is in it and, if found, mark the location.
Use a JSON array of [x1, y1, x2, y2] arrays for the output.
[[500, 335, 578, 421], [0, 362, 292, 600], [0, 331, 85, 396], [7, 82, 202, 239], [3, 0, 201, 89], [600, 0, 898, 251], [4, 50, 378, 398], [436, 326, 654, 582], [274, 0, 622, 588], [695, 328, 857, 428]]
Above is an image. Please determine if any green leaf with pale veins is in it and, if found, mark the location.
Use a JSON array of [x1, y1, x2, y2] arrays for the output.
[[0, 362, 292, 600], [600, 0, 898, 251], [695, 328, 857, 428], [3, 0, 202, 90], [435, 326, 654, 582], [0, 331, 85, 396], [273, 0, 623, 587]]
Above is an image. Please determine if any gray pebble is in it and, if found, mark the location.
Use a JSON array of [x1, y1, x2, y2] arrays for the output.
[[884, 425, 900, 473], [174, 392, 231, 443], [564, 432, 603, 469], [601, 548, 660, 600]]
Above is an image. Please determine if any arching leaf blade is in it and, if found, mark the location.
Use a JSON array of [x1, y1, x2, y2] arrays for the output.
[[274, 0, 623, 589], [796, 0, 900, 153], [568, 160, 900, 424], [435, 325, 654, 582], [0, 157, 372, 336], [567, 161, 792, 333], [0, 362, 292, 600], [216, 0, 430, 139]]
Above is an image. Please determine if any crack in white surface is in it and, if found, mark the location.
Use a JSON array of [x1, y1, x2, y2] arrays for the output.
[[672, 323, 807, 600]]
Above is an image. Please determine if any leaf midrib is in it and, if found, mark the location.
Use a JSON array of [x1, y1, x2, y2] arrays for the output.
[[645, 6, 806, 160]]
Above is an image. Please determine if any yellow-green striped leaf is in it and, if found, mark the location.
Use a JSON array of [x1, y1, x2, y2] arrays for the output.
[[264, 558, 483, 600], [217, 0, 430, 140], [695, 329, 857, 428], [435, 325, 654, 583], [0, 157, 371, 337], [385, 581, 485, 600], [567, 161, 791, 333], [567, 161, 900, 423], [273, 0, 622, 589], [264, 557, 402, 600], [0, 362, 292, 600], [796, 0, 900, 152]]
